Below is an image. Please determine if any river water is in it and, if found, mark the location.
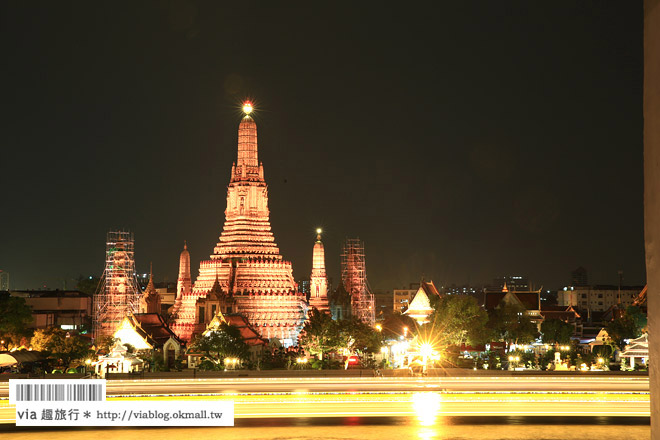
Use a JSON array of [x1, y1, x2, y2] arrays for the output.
[[0, 417, 650, 439]]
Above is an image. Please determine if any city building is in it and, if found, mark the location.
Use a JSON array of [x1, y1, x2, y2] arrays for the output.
[[10, 290, 92, 330], [443, 284, 480, 296], [571, 267, 589, 287], [153, 283, 176, 313], [393, 285, 417, 314], [557, 285, 645, 312], [169, 103, 307, 345], [372, 290, 394, 319]]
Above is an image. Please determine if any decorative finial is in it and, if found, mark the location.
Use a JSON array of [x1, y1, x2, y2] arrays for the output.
[[184, 240, 187, 250], [316, 228, 322, 241], [149, 262, 153, 277], [242, 101, 253, 115]]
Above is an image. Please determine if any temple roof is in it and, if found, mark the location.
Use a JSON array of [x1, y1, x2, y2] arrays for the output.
[[203, 310, 267, 346], [484, 291, 540, 311], [540, 305, 581, 320], [420, 281, 440, 297], [404, 286, 434, 324], [405, 287, 433, 312], [117, 313, 184, 349], [620, 333, 648, 357]]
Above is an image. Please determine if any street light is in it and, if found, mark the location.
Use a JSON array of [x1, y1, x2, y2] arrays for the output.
[[224, 357, 239, 370], [375, 324, 382, 332]]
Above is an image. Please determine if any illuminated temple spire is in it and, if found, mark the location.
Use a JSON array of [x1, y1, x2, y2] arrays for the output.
[[309, 228, 329, 312], [236, 101, 258, 169], [170, 101, 306, 344], [177, 241, 192, 297], [169, 242, 192, 325], [139, 263, 161, 314]]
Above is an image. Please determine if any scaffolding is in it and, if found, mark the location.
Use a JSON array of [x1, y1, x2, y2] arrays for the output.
[[93, 231, 141, 340], [341, 238, 375, 325], [0, 270, 8, 291]]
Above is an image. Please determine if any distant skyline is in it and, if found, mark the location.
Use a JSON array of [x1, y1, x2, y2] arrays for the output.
[[1, 3, 645, 291]]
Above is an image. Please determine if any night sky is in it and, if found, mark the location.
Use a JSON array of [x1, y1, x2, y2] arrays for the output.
[[1, 3, 645, 292]]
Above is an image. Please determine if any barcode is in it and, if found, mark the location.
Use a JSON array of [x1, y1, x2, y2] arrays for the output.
[[14, 383, 104, 401]]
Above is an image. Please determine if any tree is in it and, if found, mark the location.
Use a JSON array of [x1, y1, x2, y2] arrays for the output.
[[540, 319, 574, 346], [74, 276, 101, 296], [94, 336, 117, 355], [489, 302, 539, 349], [380, 312, 417, 340], [607, 306, 646, 349], [338, 318, 382, 354], [0, 292, 33, 347], [31, 328, 91, 367], [429, 295, 490, 347], [299, 308, 342, 360], [190, 323, 250, 369]]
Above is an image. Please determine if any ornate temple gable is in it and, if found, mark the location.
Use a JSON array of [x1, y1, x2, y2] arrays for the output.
[[202, 309, 228, 336]]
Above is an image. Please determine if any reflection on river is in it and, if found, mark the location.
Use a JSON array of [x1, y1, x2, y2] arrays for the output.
[[0, 417, 650, 440]]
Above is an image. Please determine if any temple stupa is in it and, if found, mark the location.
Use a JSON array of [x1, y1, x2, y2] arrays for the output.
[[170, 102, 307, 345]]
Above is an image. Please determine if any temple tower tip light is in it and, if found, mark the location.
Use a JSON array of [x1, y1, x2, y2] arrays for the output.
[[242, 101, 253, 115]]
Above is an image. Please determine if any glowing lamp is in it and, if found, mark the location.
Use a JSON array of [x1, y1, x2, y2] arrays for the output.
[[316, 228, 322, 234], [419, 343, 434, 358], [242, 101, 253, 114]]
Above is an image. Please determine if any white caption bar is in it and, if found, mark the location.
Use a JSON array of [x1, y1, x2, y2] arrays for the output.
[[15, 401, 234, 426]]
